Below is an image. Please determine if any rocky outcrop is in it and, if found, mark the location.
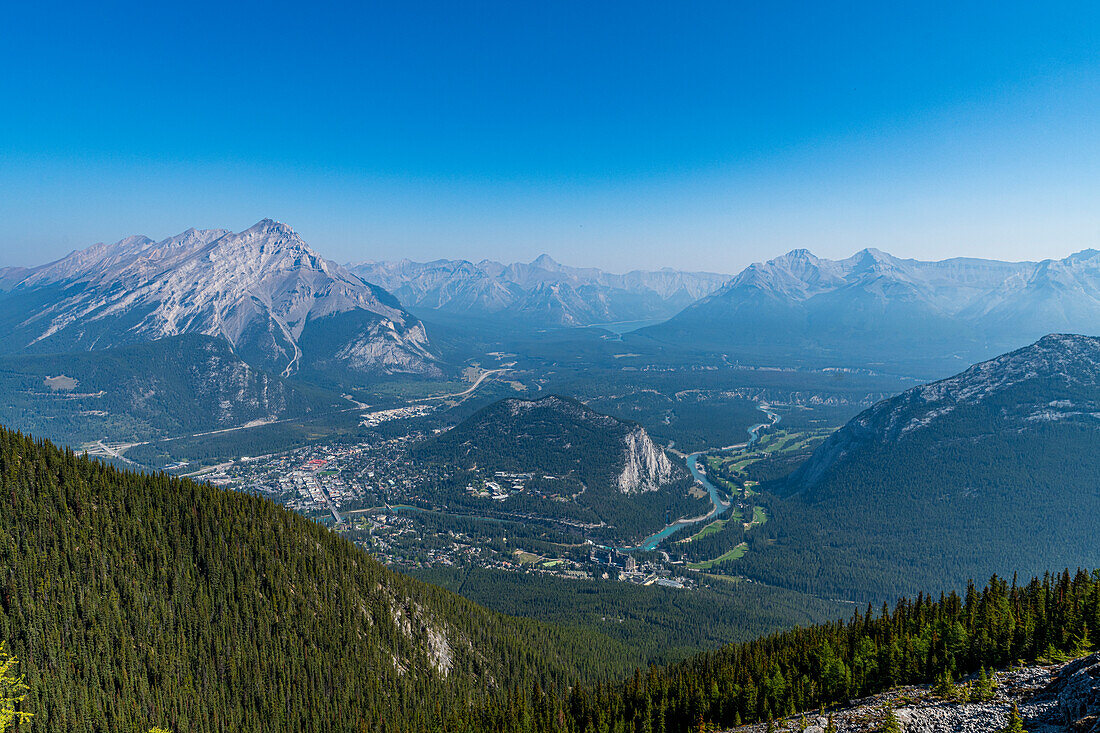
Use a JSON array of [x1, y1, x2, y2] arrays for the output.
[[618, 426, 673, 493], [1048, 652, 1100, 732], [3, 219, 437, 376], [725, 656, 1100, 732]]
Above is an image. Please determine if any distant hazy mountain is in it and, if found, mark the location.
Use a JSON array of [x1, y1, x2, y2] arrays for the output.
[[739, 334, 1100, 601], [0, 220, 438, 377], [350, 255, 730, 327], [415, 395, 706, 543], [638, 248, 1100, 370]]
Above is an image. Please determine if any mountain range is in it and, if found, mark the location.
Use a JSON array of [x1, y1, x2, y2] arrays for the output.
[[5, 224, 1099, 380], [738, 333, 1100, 601], [0, 219, 438, 378], [350, 255, 730, 327], [638, 247, 1100, 371]]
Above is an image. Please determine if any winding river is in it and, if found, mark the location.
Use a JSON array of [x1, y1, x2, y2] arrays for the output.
[[360, 404, 780, 554], [623, 404, 779, 551]]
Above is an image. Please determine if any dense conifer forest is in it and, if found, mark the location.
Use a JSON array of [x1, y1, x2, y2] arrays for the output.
[[552, 569, 1100, 732], [738, 387, 1100, 601], [0, 424, 1097, 732], [0, 426, 630, 732]]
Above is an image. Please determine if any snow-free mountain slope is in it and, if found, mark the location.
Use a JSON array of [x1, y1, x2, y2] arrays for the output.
[[789, 333, 1100, 491], [0, 220, 438, 377], [424, 395, 674, 495], [0, 424, 641, 732], [0, 334, 341, 447]]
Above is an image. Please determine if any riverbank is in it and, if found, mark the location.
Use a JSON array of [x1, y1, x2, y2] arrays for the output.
[[623, 404, 780, 551]]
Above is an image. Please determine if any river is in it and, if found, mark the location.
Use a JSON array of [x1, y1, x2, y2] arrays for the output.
[[361, 404, 779, 553], [622, 404, 779, 551]]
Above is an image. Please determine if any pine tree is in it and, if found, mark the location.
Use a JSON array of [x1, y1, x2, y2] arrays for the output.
[[955, 682, 971, 704], [0, 643, 32, 730], [824, 714, 837, 733], [973, 667, 994, 702], [1070, 626, 1093, 657], [880, 705, 902, 733], [933, 669, 957, 699], [999, 702, 1026, 733]]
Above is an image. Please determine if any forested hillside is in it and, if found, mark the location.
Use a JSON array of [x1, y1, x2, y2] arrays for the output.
[[414, 395, 707, 543], [0, 426, 633, 732], [738, 334, 1100, 601], [0, 335, 340, 447], [557, 570, 1100, 731], [0, 424, 1098, 733]]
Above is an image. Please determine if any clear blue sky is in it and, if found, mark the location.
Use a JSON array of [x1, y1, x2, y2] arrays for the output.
[[2, 1, 1099, 272]]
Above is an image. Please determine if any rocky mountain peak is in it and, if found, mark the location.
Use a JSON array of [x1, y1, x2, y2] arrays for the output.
[[530, 253, 563, 270], [872, 333, 1100, 437], [789, 334, 1100, 492], [6, 220, 436, 377]]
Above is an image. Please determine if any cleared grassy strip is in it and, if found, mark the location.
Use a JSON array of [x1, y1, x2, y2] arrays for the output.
[[749, 506, 767, 526], [678, 518, 729, 544], [513, 550, 545, 565], [687, 542, 748, 570]]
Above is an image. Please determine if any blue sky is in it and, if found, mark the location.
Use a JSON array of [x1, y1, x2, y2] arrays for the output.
[[2, 1, 1099, 272]]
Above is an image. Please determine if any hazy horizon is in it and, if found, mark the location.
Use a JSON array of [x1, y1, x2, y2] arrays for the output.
[[7, 217, 1099, 278], [3, 1, 1099, 272]]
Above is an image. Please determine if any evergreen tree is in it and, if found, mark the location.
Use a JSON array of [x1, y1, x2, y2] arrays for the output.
[[1000, 702, 1026, 733], [880, 705, 902, 733], [0, 643, 31, 730], [1070, 627, 1093, 657], [933, 669, 957, 699], [973, 667, 994, 702]]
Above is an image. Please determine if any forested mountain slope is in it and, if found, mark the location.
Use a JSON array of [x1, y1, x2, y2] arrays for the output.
[[414, 395, 708, 543], [0, 334, 341, 447], [558, 570, 1100, 732], [0, 426, 636, 732], [738, 334, 1100, 601]]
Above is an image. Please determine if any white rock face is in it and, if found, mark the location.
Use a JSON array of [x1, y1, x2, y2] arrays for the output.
[[11, 220, 437, 376], [618, 425, 673, 494]]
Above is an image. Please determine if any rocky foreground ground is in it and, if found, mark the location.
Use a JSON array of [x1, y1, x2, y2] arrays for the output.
[[729, 652, 1100, 732]]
